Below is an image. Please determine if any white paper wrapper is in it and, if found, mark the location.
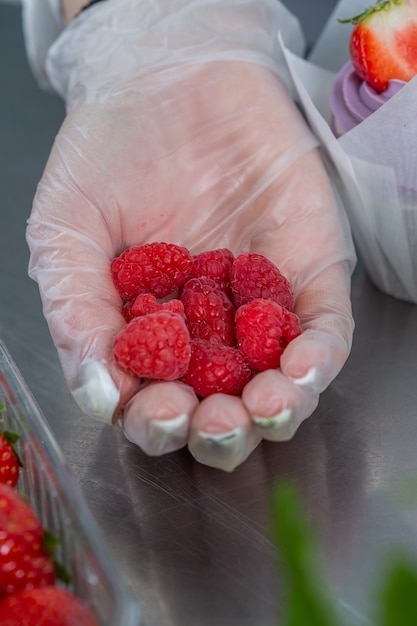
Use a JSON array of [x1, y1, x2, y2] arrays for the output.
[[280, 0, 417, 303]]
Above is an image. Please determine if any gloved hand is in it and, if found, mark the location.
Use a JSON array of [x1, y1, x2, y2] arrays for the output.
[[26, 0, 356, 472]]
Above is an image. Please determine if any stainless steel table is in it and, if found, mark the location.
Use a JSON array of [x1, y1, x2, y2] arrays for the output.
[[1, 3, 417, 625]]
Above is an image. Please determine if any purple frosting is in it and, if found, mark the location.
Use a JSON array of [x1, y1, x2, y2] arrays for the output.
[[329, 61, 405, 135]]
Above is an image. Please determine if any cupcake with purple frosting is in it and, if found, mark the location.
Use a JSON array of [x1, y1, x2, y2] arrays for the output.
[[328, 0, 417, 136], [329, 61, 405, 136], [318, 0, 417, 303]]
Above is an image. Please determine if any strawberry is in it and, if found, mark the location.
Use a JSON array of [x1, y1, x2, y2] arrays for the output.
[[340, 0, 417, 92], [0, 431, 21, 488], [0, 586, 99, 626], [0, 483, 56, 596]]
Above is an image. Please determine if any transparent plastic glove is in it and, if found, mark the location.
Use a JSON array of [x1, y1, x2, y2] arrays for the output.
[[26, 0, 356, 472]]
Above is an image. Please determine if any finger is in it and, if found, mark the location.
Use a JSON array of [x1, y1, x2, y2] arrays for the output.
[[122, 381, 199, 456], [279, 328, 349, 395], [188, 394, 262, 472], [26, 165, 141, 423], [242, 369, 319, 441], [244, 147, 354, 392], [239, 260, 352, 441], [27, 225, 141, 421], [281, 262, 354, 393]]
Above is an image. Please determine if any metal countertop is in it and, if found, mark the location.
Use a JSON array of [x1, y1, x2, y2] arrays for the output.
[[1, 3, 417, 625]]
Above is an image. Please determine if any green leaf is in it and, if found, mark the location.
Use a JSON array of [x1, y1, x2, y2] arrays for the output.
[[54, 559, 72, 585], [43, 529, 72, 585], [43, 528, 61, 556], [337, 0, 400, 25], [3, 430, 19, 445], [378, 553, 417, 626], [270, 482, 342, 626], [1, 430, 23, 466]]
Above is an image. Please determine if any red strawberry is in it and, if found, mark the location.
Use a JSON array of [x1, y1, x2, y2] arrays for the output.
[[182, 339, 251, 397], [111, 241, 194, 301], [0, 432, 21, 488], [0, 586, 99, 626], [0, 483, 56, 596], [114, 310, 191, 380], [235, 299, 302, 371], [340, 0, 417, 92]]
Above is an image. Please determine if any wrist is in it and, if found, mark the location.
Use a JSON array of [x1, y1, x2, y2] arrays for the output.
[[46, 0, 305, 110]]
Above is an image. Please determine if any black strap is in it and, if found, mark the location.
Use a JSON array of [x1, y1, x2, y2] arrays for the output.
[[78, 0, 108, 16]]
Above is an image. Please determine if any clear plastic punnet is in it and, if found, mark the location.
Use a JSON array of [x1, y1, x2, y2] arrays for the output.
[[0, 339, 142, 626]]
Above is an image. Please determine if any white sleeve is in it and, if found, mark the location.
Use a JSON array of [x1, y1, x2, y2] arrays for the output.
[[21, 0, 66, 91], [21, 0, 306, 96]]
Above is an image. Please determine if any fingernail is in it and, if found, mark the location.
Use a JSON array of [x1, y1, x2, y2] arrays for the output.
[[123, 412, 189, 456], [189, 427, 247, 472], [147, 413, 189, 455], [292, 367, 317, 387], [253, 408, 292, 430], [72, 360, 119, 423], [198, 428, 243, 446], [253, 408, 298, 442]]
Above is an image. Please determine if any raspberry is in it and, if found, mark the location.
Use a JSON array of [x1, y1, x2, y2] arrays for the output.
[[123, 293, 185, 322], [230, 253, 294, 310], [235, 299, 302, 371], [182, 339, 251, 397], [111, 241, 193, 301], [114, 311, 191, 380], [189, 248, 234, 292], [180, 277, 235, 345], [111, 242, 302, 396]]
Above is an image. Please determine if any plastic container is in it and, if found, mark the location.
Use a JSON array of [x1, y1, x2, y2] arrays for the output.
[[0, 339, 142, 626]]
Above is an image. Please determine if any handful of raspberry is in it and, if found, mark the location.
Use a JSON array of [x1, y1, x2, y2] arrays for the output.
[[111, 243, 302, 398]]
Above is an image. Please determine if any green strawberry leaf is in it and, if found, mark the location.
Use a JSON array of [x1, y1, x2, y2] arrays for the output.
[[3, 430, 19, 444], [338, 0, 402, 25], [43, 528, 61, 556], [270, 482, 342, 626], [2, 430, 23, 466], [54, 559, 72, 585], [43, 529, 72, 584]]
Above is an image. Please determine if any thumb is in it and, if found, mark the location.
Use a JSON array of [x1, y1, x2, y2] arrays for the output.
[[26, 191, 140, 423]]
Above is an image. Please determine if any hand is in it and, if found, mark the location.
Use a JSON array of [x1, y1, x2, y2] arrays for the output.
[[26, 0, 355, 471]]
